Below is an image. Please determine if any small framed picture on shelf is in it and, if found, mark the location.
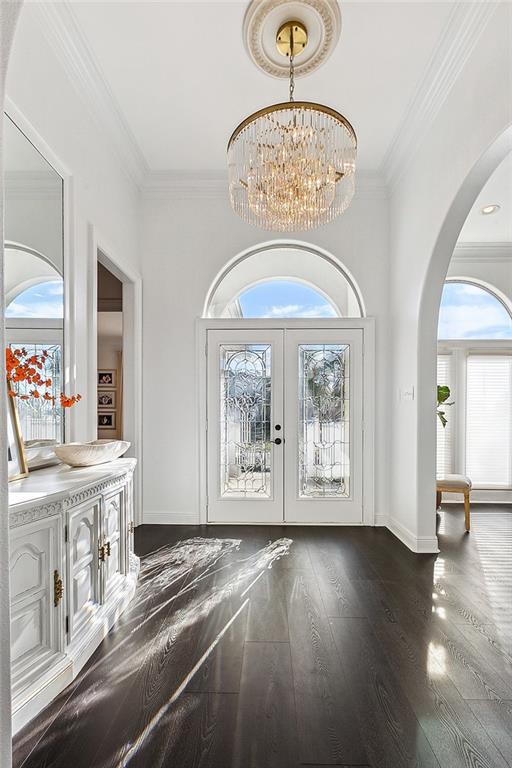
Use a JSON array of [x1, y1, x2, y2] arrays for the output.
[[97, 390, 116, 409], [98, 369, 116, 388], [98, 411, 116, 430]]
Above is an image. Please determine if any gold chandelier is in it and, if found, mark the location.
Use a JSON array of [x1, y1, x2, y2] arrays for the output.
[[227, 21, 357, 232]]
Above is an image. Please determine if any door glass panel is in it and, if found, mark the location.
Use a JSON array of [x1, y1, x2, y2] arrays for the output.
[[9, 343, 63, 442], [298, 344, 350, 498], [220, 344, 272, 498]]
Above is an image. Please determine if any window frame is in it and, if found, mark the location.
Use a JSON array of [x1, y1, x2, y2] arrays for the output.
[[439, 278, 512, 341], [437, 339, 512, 491]]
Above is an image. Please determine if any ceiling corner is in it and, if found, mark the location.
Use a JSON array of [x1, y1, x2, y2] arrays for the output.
[[31, 0, 148, 189]]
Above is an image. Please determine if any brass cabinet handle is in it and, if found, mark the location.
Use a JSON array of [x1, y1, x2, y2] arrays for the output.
[[128, 521, 134, 535], [53, 570, 63, 607], [105, 541, 111, 557], [99, 542, 106, 562]]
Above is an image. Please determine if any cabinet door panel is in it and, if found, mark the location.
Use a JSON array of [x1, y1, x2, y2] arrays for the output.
[[67, 500, 100, 642], [11, 599, 44, 664], [10, 517, 62, 692], [102, 490, 124, 599]]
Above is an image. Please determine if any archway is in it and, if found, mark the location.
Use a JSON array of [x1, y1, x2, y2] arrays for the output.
[[418, 127, 512, 542], [203, 240, 365, 319]]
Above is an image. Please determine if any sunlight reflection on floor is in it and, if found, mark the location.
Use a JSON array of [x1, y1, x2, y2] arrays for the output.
[[109, 535, 294, 768]]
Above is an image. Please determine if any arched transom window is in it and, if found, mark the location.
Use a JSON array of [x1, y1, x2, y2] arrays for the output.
[[233, 280, 338, 319], [438, 280, 512, 339]]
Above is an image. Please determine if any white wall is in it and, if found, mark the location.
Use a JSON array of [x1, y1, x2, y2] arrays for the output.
[[4, 186, 62, 272], [388, 4, 512, 552], [141, 186, 390, 524], [448, 245, 512, 303], [5, 3, 141, 442]]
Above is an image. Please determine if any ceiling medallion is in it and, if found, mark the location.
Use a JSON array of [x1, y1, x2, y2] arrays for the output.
[[243, 0, 341, 79], [228, 17, 357, 232]]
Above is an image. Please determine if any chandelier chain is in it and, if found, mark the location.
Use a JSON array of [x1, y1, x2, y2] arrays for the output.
[[289, 54, 295, 102]]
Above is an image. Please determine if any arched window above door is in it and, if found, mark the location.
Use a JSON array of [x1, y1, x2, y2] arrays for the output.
[[438, 280, 512, 339], [232, 280, 338, 318], [204, 242, 365, 319]]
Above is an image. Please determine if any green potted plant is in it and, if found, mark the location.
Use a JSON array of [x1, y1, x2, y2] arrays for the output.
[[437, 384, 453, 428]]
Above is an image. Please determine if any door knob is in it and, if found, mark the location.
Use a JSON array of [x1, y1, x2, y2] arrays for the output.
[[275, 424, 282, 431], [273, 437, 282, 445]]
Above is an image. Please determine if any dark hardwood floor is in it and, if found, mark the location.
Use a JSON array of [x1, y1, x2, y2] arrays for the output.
[[12, 505, 512, 768]]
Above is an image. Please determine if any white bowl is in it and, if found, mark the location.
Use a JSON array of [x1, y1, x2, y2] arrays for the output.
[[53, 440, 131, 468], [24, 439, 62, 470]]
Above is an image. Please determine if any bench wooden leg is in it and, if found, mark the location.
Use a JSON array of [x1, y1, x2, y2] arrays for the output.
[[464, 491, 471, 532], [436, 490, 442, 510]]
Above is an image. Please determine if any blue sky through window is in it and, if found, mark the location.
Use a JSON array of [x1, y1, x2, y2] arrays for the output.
[[438, 282, 512, 339], [6, 280, 64, 319], [238, 280, 337, 318]]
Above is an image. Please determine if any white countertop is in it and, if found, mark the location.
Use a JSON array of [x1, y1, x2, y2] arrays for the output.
[[9, 458, 137, 510]]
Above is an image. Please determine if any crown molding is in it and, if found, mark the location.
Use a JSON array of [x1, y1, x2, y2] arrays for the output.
[[142, 171, 229, 200], [31, 1, 148, 188], [453, 241, 512, 261], [142, 170, 387, 201], [381, 1, 498, 189]]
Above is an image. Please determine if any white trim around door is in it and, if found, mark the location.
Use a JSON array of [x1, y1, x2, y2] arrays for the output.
[[197, 318, 375, 526]]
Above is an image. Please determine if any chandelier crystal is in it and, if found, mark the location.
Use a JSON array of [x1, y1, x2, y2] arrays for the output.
[[228, 21, 357, 232]]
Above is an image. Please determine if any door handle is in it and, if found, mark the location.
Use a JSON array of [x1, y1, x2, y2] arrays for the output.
[[275, 424, 282, 431], [273, 437, 282, 445]]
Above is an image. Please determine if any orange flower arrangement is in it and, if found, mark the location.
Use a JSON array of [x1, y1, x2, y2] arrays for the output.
[[6, 347, 81, 409]]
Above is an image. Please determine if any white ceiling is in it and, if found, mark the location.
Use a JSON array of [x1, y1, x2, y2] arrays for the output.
[[459, 152, 512, 243], [67, 0, 456, 173]]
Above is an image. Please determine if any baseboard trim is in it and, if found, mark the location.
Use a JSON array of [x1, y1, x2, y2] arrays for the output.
[[143, 511, 200, 525], [374, 514, 387, 527], [387, 517, 439, 554]]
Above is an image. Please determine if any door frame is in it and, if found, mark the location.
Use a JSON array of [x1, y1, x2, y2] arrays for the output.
[[88, 225, 144, 526], [196, 318, 375, 526]]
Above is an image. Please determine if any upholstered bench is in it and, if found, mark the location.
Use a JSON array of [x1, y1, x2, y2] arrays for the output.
[[436, 474, 472, 532]]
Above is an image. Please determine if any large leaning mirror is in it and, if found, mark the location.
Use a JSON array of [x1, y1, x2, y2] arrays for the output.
[[3, 113, 65, 470]]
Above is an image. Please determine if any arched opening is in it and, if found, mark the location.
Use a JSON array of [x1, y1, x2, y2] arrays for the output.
[[204, 240, 365, 319], [419, 129, 512, 536], [200, 240, 372, 528]]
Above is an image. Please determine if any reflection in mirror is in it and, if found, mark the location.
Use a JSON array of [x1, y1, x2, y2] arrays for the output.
[[3, 114, 65, 463]]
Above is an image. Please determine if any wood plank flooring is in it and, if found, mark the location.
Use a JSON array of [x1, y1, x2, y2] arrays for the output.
[[12, 505, 512, 768]]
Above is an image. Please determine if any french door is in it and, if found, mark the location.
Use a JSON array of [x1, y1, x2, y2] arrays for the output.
[[206, 328, 363, 524]]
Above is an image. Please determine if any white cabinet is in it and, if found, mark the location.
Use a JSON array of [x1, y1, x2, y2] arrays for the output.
[[10, 516, 64, 702], [66, 498, 101, 643], [9, 459, 139, 734], [101, 489, 125, 601]]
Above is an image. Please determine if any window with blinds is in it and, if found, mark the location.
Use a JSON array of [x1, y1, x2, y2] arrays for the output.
[[466, 355, 512, 487], [437, 354, 454, 477]]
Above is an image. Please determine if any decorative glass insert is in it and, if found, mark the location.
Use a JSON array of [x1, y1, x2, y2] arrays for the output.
[[220, 344, 272, 498], [298, 344, 349, 498], [10, 343, 64, 442]]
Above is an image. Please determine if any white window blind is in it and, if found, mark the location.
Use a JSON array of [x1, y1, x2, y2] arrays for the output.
[[437, 354, 454, 477], [466, 355, 512, 487]]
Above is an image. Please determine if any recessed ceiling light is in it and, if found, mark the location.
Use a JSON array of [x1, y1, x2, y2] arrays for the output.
[[481, 204, 501, 215]]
